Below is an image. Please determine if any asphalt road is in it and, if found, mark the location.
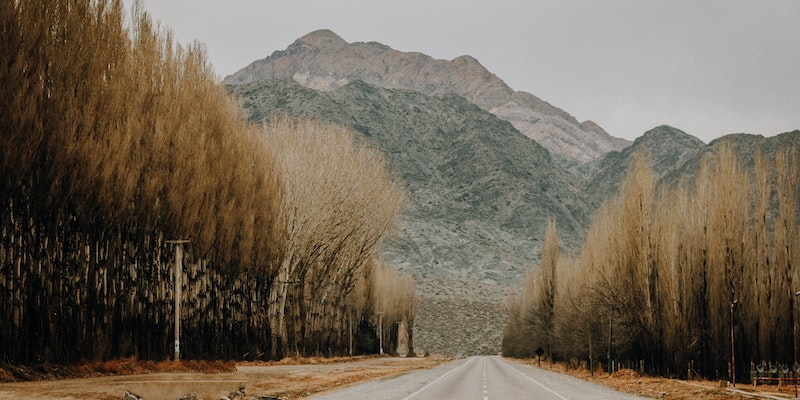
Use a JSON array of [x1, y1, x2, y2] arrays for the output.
[[311, 355, 648, 400]]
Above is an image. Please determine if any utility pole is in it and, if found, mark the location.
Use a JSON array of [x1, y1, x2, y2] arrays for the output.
[[378, 312, 384, 355], [608, 314, 613, 374], [166, 240, 190, 362], [730, 299, 738, 387], [794, 291, 799, 398], [588, 322, 593, 377], [348, 303, 353, 357]]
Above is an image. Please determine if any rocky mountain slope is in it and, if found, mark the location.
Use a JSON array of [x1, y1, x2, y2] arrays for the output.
[[223, 32, 800, 357], [228, 78, 592, 355], [582, 125, 707, 210], [230, 79, 592, 272], [659, 130, 800, 195], [581, 126, 800, 214], [224, 29, 630, 162], [227, 77, 800, 355]]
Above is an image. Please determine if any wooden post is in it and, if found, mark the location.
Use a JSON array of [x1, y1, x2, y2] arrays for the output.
[[588, 322, 593, 377], [608, 314, 613, 374], [731, 299, 737, 387], [794, 290, 799, 398], [378, 312, 383, 355], [348, 304, 353, 357], [167, 240, 190, 361]]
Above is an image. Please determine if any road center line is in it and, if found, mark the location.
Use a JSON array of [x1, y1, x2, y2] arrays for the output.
[[402, 357, 475, 400], [498, 358, 569, 400]]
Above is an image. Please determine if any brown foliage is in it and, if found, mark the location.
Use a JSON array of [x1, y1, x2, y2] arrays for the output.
[[504, 143, 800, 381], [0, 0, 282, 269], [259, 118, 409, 358], [369, 257, 419, 355], [0, 0, 414, 364]]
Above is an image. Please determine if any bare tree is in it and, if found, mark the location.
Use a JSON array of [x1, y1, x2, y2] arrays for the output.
[[534, 218, 558, 360], [262, 118, 405, 357]]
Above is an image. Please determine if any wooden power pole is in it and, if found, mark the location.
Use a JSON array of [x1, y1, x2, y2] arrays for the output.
[[167, 240, 190, 361], [378, 312, 384, 355]]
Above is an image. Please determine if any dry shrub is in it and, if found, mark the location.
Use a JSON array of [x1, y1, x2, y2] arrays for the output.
[[91, 360, 123, 374], [79, 358, 235, 376], [614, 369, 640, 379], [0, 368, 15, 383], [181, 360, 237, 373], [154, 359, 178, 372]]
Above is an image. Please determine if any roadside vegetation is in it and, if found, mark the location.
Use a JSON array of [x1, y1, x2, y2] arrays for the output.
[[0, 0, 415, 364], [504, 144, 800, 382]]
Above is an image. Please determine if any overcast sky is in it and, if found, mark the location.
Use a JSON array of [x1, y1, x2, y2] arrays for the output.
[[126, 0, 800, 143]]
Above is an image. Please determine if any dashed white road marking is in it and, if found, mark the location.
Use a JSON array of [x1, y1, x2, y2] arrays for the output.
[[402, 357, 475, 400], [482, 357, 489, 400]]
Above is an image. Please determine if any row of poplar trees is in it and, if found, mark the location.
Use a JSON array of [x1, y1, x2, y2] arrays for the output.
[[504, 139, 800, 382], [0, 0, 417, 364]]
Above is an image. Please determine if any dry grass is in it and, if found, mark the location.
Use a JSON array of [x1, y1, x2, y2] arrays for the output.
[[238, 355, 386, 367], [0, 358, 236, 382], [518, 359, 792, 400]]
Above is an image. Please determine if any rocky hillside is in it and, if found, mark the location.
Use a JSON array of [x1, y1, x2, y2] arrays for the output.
[[230, 79, 592, 271], [224, 29, 630, 162], [227, 76, 800, 356], [223, 32, 800, 357], [582, 125, 707, 210], [228, 78, 592, 355]]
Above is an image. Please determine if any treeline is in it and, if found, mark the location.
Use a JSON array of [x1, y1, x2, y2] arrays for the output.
[[349, 257, 419, 355], [504, 141, 800, 381], [261, 119, 408, 358], [0, 0, 415, 364]]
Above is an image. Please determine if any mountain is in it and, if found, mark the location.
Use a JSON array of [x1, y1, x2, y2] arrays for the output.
[[666, 129, 800, 186], [224, 29, 630, 162], [227, 77, 800, 355], [583, 126, 800, 214], [227, 78, 591, 356], [582, 125, 706, 209], [223, 31, 800, 357]]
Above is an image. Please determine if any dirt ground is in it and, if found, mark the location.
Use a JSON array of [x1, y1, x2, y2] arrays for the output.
[[520, 358, 799, 400], [3, 355, 800, 399], [0, 355, 450, 400]]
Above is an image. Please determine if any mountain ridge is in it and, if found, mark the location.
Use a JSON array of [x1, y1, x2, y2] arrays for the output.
[[224, 29, 631, 162], [227, 77, 800, 356], [223, 31, 800, 357], [583, 125, 707, 209]]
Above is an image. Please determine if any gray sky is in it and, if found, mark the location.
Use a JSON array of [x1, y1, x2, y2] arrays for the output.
[[127, 0, 800, 143]]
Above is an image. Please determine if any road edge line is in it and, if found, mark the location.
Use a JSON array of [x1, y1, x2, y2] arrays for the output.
[[497, 358, 569, 400], [402, 357, 475, 400]]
